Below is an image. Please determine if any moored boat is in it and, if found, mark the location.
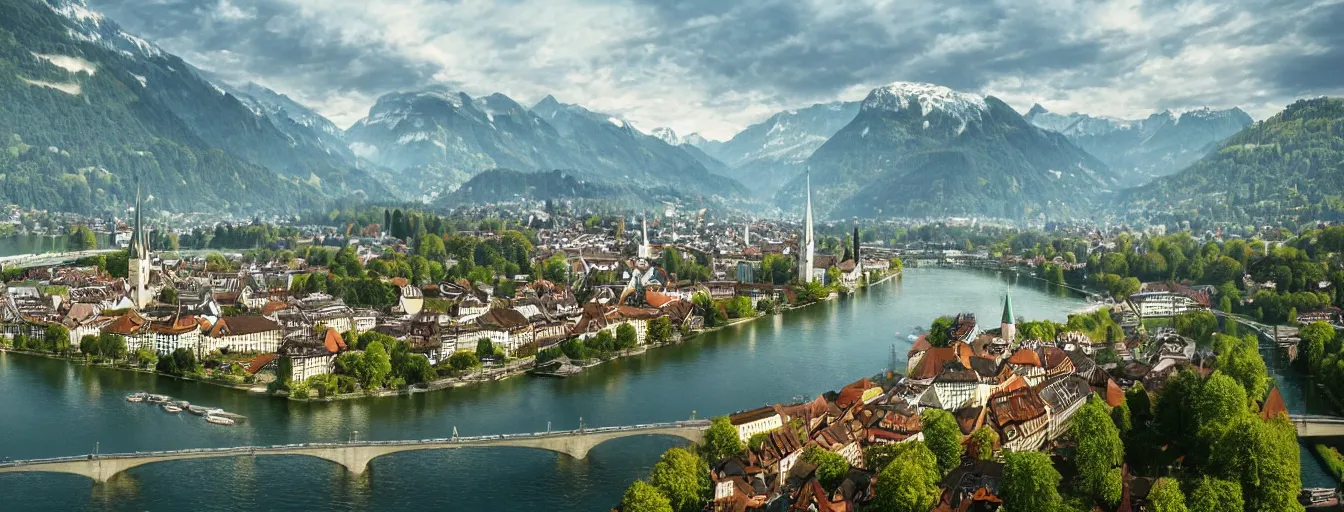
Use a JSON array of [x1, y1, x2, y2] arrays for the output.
[[161, 404, 182, 413], [204, 415, 235, 426], [146, 394, 170, 404], [125, 393, 146, 403], [187, 405, 220, 416]]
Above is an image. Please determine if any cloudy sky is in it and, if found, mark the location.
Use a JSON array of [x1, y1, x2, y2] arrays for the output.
[[86, 0, 1344, 140]]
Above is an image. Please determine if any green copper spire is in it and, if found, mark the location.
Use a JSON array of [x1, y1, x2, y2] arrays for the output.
[[1001, 292, 1014, 325]]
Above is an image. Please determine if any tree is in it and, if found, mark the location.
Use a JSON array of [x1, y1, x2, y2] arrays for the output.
[[79, 334, 100, 359], [400, 354, 436, 385], [1000, 451, 1062, 512], [648, 448, 709, 512], [361, 340, 392, 389], [1188, 476, 1243, 512], [871, 441, 939, 512], [1174, 310, 1219, 346], [591, 329, 617, 354], [100, 333, 127, 361], [1299, 321, 1334, 372], [920, 409, 964, 475], [967, 426, 998, 460], [134, 348, 158, 369], [476, 339, 495, 360], [158, 287, 178, 305], [1214, 334, 1270, 403], [927, 316, 955, 347], [1210, 414, 1303, 512], [416, 233, 447, 262], [43, 324, 70, 354], [1195, 372, 1249, 447], [541, 255, 568, 284], [68, 224, 97, 251], [1071, 396, 1124, 502], [701, 416, 744, 462], [647, 316, 673, 345], [448, 351, 481, 371], [1111, 400, 1132, 436], [615, 323, 639, 350], [802, 445, 848, 492], [621, 480, 672, 512], [1149, 478, 1189, 512]]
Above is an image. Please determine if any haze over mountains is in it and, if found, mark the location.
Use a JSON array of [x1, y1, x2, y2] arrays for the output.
[[6, 0, 1336, 224], [1025, 105, 1254, 186]]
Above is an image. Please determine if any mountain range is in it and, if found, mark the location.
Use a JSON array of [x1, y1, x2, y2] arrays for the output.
[[686, 102, 862, 199], [1118, 97, 1344, 224], [1025, 105, 1253, 185], [773, 82, 1115, 220]]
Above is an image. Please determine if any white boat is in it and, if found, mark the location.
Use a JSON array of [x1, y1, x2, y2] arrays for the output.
[[205, 415, 235, 426], [125, 393, 146, 403], [187, 405, 221, 416], [161, 404, 182, 413], [146, 394, 170, 404]]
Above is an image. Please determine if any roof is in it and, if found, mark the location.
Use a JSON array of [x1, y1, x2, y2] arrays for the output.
[[477, 307, 530, 330], [1260, 386, 1288, 420], [1006, 348, 1042, 367], [209, 315, 281, 338], [246, 353, 277, 375], [1001, 293, 1014, 325], [322, 328, 347, 353], [729, 407, 780, 425]]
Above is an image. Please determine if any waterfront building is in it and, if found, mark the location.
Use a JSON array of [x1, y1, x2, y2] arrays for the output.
[[279, 328, 346, 382], [206, 315, 283, 354], [729, 407, 784, 443], [1130, 291, 1205, 318]]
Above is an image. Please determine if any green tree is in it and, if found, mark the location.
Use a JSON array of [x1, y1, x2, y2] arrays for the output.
[[927, 316, 955, 347], [1214, 334, 1270, 403], [967, 426, 998, 460], [1196, 372, 1249, 447], [476, 339, 495, 360], [802, 445, 849, 492], [43, 324, 70, 354], [1187, 476, 1244, 512], [134, 348, 158, 369], [100, 334, 127, 361], [701, 416, 745, 462], [647, 316, 673, 345], [1174, 310, 1219, 346], [871, 441, 939, 512], [1210, 414, 1303, 512], [68, 224, 97, 251], [1071, 396, 1124, 502], [621, 480, 673, 512], [79, 334, 100, 359], [1000, 451, 1062, 512], [648, 448, 709, 512], [158, 287, 178, 305], [1299, 321, 1334, 373], [1149, 478, 1189, 512], [615, 323, 639, 350], [448, 351, 481, 371], [361, 340, 392, 389], [920, 408, 964, 475]]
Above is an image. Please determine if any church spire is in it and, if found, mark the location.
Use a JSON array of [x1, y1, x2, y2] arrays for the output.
[[799, 168, 815, 283]]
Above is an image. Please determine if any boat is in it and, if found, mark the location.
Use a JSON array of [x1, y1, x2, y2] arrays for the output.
[[204, 415, 235, 426], [174, 400, 191, 409], [146, 394, 170, 404], [161, 404, 182, 413], [125, 393, 146, 403], [187, 405, 221, 416]]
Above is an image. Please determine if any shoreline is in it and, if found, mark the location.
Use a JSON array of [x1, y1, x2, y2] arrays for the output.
[[5, 271, 905, 402]]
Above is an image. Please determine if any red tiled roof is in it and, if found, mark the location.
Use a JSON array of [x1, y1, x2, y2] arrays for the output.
[[322, 328, 347, 353], [645, 290, 676, 308], [246, 353, 277, 375], [1007, 348, 1042, 367], [1260, 386, 1288, 421]]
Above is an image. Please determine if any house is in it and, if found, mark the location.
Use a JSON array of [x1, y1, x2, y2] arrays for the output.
[[207, 315, 283, 354], [1037, 374, 1094, 440], [986, 385, 1051, 453], [730, 407, 785, 443], [475, 307, 533, 354], [1130, 291, 1205, 318], [280, 328, 347, 382]]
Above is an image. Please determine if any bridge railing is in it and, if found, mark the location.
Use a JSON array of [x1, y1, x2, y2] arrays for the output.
[[0, 420, 711, 468]]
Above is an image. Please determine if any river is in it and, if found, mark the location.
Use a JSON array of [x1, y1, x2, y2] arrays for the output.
[[0, 234, 116, 258], [0, 268, 1329, 510]]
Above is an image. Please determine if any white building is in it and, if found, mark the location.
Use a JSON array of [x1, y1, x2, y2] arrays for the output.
[[729, 407, 784, 443]]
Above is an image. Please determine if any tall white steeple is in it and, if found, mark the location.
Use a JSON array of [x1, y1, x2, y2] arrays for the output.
[[799, 170, 815, 283], [637, 211, 650, 259], [128, 182, 152, 309]]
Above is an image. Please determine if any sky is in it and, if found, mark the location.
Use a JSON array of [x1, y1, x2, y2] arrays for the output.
[[84, 0, 1344, 141]]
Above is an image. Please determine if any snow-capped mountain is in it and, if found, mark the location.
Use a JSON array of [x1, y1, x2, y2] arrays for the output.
[[697, 100, 860, 198], [342, 90, 743, 199], [650, 127, 683, 145], [192, 71, 357, 164], [1025, 104, 1252, 185], [781, 82, 1114, 220]]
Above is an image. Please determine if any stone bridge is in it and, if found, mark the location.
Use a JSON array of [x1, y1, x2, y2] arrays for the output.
[[0, 421, 708, 483]]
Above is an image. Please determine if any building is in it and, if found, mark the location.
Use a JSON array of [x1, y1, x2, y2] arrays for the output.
[[729, 407, 784, 443], [797, 171, 815, 284], [280, 328, 346, 382], [1130, 291, 1205, 318], [1000, 293, 1016, 344], [127, 184, 153, 310], [207, 315, 283, 354]]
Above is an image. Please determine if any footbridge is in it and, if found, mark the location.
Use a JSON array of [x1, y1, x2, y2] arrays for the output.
[[0, 420, 708, 483], [1292, 414, 1344, 438]]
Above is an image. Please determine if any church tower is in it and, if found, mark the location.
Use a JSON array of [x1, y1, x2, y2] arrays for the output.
[[637, 211, 650, 259], [128, 184, 152, 309], [1000, 292, 1016, 344], [798, 171, 815, 283]]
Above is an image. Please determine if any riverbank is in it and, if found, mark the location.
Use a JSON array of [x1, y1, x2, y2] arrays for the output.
[[0, 346, 262, 392]]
